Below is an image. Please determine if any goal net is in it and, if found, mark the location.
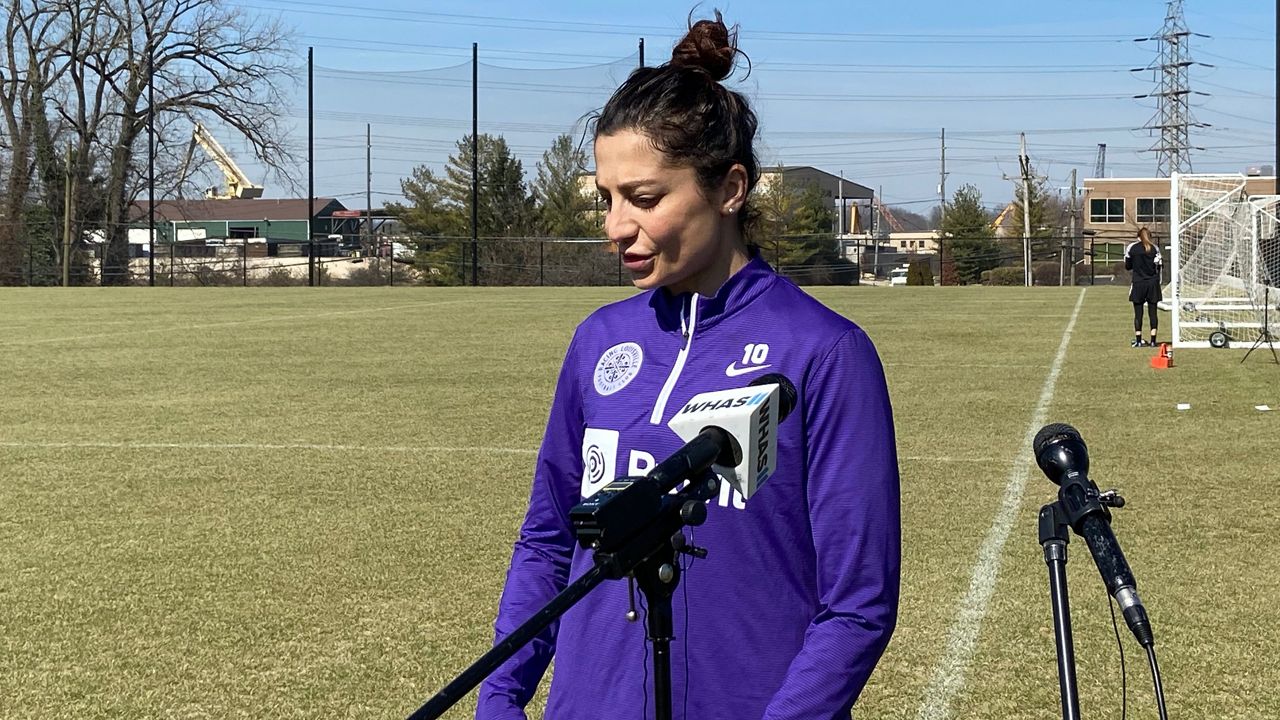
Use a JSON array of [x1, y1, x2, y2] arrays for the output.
[[1166, 173, 1277, 348]]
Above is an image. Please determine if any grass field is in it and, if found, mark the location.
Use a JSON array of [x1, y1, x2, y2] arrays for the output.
[[2, 285, 1277, 719]]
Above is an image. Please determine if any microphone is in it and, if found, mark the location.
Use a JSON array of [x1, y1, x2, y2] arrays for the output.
[[663, 373, 798, 500], [570, 375, 797, 552], [1034, 423, 1155, 648]]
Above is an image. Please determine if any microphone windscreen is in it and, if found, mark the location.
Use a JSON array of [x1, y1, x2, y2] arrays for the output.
[[1034, 423, 1081, 457], [750, 373, 797, 422]]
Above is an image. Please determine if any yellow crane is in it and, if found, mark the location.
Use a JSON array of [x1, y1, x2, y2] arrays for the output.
[[990, 202, 1016, 233], [179, 123, 264, 199]]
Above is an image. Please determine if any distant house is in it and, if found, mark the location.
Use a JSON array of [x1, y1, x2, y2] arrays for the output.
[[129, 198, 355, 257]]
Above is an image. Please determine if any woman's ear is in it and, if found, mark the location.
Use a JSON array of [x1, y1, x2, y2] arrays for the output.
[[720, 164, 749, 215]]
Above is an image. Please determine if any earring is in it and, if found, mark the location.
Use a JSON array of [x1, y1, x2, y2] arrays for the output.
[[728, 207, 737, 214]]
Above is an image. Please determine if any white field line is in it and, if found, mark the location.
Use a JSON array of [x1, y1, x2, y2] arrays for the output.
[[0, 299, 469, 347], [884, 363, 1048, 370], [0, 440, 537, 456], [899, 456, 1003, 463], [914, 287, 1087, 720], [1, 446, 994, 464]]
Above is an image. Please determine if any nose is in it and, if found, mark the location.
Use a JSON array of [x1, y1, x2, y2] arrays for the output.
[[604, 203, 637, 247]]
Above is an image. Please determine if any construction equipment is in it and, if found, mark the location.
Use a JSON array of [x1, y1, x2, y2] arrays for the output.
[[179, 123, 264, 199], [872, 196, 906, 234], [990, 202, 1016, 233]]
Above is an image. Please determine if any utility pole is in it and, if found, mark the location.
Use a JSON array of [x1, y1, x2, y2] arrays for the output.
[[939, 128, 948, 227], [873, 185, 882, 280], [62, 145, 72, 287], [1068, 168, 1079, 287], [838, 171, 845, 236], [1019, 133, 1034, 287], [148, 39, 156, 287], [307, 46, 315, 286], [470, 42, 478, 286]]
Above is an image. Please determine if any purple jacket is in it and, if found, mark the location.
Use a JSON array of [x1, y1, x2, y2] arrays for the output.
[[477, 256, 900, 720]]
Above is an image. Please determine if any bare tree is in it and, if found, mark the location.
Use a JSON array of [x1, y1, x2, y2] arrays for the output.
[[0, 0, 66, 284], [40, 0, 295, 284]]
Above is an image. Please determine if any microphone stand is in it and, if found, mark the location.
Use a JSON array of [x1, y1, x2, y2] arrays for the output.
[[1040, 487, 1169, 720], [1038, 501, 1083, 720], [1241, 285, 1279, 364], [407, 471, 720, 720]]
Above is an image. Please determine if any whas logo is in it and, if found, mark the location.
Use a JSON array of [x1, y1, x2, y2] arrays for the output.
[[678, 392, 768, 416], [756, 397, 771, 472]]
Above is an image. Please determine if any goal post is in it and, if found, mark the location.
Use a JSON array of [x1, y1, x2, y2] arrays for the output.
[[1165, 173, 1261, 348]]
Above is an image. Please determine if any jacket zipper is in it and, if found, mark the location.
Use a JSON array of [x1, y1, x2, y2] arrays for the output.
[[650, 293, 698, 425]]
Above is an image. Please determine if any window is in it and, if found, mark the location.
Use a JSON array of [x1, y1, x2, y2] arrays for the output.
[[1136, 197, 1170, 223], [1090, 198, 1125, 223], [1093, 242, 1125, 263]]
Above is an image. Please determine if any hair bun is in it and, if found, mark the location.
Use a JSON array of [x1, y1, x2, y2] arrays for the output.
[[670, 12, 738, 82]]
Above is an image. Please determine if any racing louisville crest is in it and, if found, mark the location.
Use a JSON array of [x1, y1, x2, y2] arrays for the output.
[[593, 342, 643, 396]]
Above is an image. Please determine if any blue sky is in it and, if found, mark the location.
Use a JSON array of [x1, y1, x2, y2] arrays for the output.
[[229, 0, 1275, 218]]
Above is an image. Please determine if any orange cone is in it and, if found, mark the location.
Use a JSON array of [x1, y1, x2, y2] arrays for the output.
[[1150, 342, 1173, 369]]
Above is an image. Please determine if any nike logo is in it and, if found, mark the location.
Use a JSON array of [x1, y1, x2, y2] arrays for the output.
[[725, 362, 772, 378]]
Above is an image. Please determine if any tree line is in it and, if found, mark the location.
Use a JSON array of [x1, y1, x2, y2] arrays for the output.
[[388, 132, 857, 285], [936, 177, 1077, 285]]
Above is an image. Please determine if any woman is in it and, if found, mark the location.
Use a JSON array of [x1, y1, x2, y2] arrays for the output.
[[1125, 227, 1163, 347], [477, 13, 900, 720]]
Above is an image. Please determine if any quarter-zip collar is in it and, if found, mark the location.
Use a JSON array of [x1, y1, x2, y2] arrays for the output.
[[644, 250, 778, 425], [648, 251, 777, 335]]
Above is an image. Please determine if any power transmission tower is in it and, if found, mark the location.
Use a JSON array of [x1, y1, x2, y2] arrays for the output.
[[1135, 0, 1210, 176], [1094, 143, 1107, 178]]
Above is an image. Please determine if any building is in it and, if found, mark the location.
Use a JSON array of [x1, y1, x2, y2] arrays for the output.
[[1082, 173, 1277, 264], [886, 231, 940, 254], [129, 198, 355, 257]]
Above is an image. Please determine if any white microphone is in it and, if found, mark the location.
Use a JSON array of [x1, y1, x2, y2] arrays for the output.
[[665, 374, 797, 500]]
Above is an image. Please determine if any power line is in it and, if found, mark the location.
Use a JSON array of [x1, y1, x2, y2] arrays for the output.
[[248, 0, 1157, 44]]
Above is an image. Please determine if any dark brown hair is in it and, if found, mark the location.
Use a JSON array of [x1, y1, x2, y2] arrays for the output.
[[593, 11, 759, 230]]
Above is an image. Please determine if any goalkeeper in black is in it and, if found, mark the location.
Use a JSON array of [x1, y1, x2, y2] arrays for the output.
[[1125, 227, 1163, 347]]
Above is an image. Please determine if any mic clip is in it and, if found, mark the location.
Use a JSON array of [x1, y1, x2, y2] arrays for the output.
[[1094, 488, 1126, 508], [672, 531, 708, 560]]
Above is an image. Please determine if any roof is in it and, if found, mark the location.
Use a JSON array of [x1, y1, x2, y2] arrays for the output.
[[131, 198, 346, 223], [759, 166, 875, 199]]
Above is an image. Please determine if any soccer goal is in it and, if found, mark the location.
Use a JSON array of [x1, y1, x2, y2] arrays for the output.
[[1165, 173, 1276, 348]]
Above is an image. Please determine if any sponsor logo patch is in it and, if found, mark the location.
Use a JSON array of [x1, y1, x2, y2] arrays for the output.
[[581, 428, 619, 497]]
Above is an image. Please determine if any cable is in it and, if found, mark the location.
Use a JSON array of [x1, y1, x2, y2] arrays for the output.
[[639, 592, 649, 720], [681, 528, 697, 720], [1108, 594, 1129, 720], [1146, 645, 1170, 720]]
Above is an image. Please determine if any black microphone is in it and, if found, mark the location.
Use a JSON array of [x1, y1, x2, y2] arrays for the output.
[[1034, 423, 1155, 648], [571, 374, 797, 553], [649, 373, 797, 495]]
